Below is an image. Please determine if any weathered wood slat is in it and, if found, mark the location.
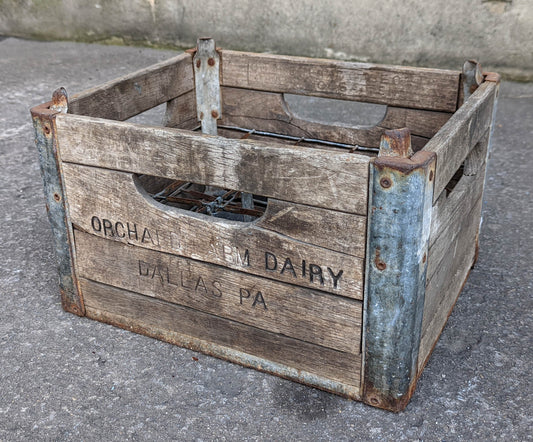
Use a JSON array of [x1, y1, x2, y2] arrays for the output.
[[75, 231, 362, 354], [69, 53, 194, 121], [62, 163, 365, 297], [423, 197, 483, 330], [429, 166, 486, 252], [423, 81, 498, 202], [419, 199, 482, 370], [163, 90, 198, 129], [256, 199, 366, 257], [81, 278, 362, 392], [381, 106, 452, 139], [218, 87, 431, 150], [220, 50, 460, 112], [56, 113, 370, 214]]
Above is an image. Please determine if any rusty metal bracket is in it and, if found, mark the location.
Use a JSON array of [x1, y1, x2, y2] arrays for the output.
[[193, 37, 222, 136], [363, 146, 436, 412], [463, 60, 483, 101], [30, 88, 85, 316]]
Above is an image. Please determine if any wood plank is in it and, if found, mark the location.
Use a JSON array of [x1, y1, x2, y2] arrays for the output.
[[423, 197, 483, 332], [69, 52, 194, 121], [81, 278, 362, 392], [75, 231, 362, 354], [62, 163, 365, 298], [220, 50, 460, 112], [423, 81, 498, 203], [429, 164, 486, 251], [419, 199, 481, 370], [56, 113, 371, 214], [381, 106, 452, 139], [218, 87, 430, 150], [163, 90, 198, 129], [256, 199, 366, 257]]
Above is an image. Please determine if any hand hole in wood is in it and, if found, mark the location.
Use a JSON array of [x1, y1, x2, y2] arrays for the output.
[[135, 174, 266, 222], [283, 94, 387, 128], [444, 163, 465, 197]]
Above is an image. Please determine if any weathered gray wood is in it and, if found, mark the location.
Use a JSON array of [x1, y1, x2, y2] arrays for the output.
[[162, 90, 198, 129], [429, 163, 486, 252], [69, 52, 194, 121], [423, 81, 498, 203], [464, 130, 490, 176], [220, 50, 460, 112], [62, 163, 365, 297], [56, 113, 371, 214], [218, 87, 432, 150], [381, 106, 452, 139], [256, 199, 366, 257], [423, 197, 483, 332], [419, 199, 482, 370], [81, 278, 362, 394], [75, 231, 362, 354]]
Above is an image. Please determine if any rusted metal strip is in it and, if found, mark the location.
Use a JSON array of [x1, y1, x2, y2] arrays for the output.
[[193, 38, 222, 135], [462, 60, 483, 101], [363, 146, 436, 411], [30, 89, 85, 316]]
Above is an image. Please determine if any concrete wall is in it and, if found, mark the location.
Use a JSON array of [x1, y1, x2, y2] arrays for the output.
[[1, 0, 531, 80]]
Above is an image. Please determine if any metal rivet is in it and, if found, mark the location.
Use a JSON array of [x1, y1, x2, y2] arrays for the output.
[[196, 59, 201, 68], [376, 261, 387, 271], [211, 110, 219, 119], [43, 125, 51, 135], [422, 253, 427, 264], [429, 170, 434, 182], [380, 177, 392, 188], [208, 57, 215, 66], [370, 397, 379, 405], [53, 193, 61, 202]]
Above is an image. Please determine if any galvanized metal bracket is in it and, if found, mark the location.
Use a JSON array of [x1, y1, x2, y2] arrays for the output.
[[193, 38, 222, 136], [30, 88, 85, 316], [378, 127, 413, 158], [363, 146, 436, 412]]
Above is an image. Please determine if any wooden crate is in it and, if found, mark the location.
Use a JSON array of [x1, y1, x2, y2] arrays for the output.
[[30, 39, 499, 411]]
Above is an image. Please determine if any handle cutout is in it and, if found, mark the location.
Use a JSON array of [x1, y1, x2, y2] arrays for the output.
[[136, 174, 266, 222], [284, 94, 387, 127], [444, 163, 465, 197]]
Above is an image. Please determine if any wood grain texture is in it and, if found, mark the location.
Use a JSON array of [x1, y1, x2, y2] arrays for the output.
[[81, 278, 362, 390], [69, 52, 194, 121], [256, 199, 366, 257], [56, 113, 370, 214], [423, 81, 498, 202], [429, 165, 486, 254], [464, 130, 490, 176], [220, 50, 460, 112], [424, 196, 483, 329], [218, 87, 432, 150], [419, 199, 482, 370], [62, 163, 365, 298], [163, 90, 198, 129], [75, 231, 362, 354]]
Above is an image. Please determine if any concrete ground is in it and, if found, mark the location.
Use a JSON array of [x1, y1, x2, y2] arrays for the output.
[[0, 38, 531, 441]]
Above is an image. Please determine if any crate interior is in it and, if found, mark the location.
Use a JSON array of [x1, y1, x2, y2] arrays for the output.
[[67, 50, 461, 220]]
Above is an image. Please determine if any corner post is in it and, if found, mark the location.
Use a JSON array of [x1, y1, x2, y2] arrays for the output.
[[30, 88, 85, 316], [192, 37, 254, 217], [363, 128, 435, 411]]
